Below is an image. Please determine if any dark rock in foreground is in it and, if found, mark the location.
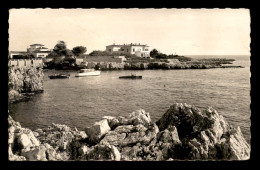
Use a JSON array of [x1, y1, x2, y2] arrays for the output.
[[8, 103, 250, 161]]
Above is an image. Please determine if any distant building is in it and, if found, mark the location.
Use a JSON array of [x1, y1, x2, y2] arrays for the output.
[[27, 44, 52, 58], [105, 43, 150, 57], [9, 44, 52, 59], [27, 44, 46, 52]]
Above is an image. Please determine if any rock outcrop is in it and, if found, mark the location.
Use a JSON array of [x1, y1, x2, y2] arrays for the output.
[[8, 65, 44, 104], [8, 103, 250, 161]]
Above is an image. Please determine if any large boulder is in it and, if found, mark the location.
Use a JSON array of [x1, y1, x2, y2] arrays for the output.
[[157, 125, 181, 144], [17, 129, 41, 150], [85, 119, 111, 144], [99, 125, 135, 146], [100, 123, 159, 147], [216, 126, 250, 160], [128, 109, 152, 127], [156, 103, 250, 160], [21, 145, 47, 161], [44, 143, 59, 161]]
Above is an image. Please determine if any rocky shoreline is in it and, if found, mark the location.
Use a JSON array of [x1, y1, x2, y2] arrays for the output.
[[8, 103, 250, 161], [8, 65, 44, 104]]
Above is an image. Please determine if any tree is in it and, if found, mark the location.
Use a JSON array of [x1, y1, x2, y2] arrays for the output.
[[156, 53, 167, 59], [150, 49, 159, 58], [62, 49, 74, 57], [46, 51, 59, 58], [53, 41, 67, 56], [51, 41, 75, 58], [89, 50, 111, 56], [72, 46, 87, 57]]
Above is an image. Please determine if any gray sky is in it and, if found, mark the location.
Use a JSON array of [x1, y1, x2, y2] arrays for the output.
[[9, 8, 250, 55]]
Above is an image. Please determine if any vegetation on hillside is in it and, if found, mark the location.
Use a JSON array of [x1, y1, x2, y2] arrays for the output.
[[149, 48, 191, 61]]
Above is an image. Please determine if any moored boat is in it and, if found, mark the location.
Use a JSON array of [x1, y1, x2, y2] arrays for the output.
[[49, 74, 70, 79], [75, 69, 101, 77], [119, 74, 142, 79]]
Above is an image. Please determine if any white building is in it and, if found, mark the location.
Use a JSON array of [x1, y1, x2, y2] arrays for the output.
[[27, 44, 52, 58], [105, 43, 150, 57], [9, 44, 52, 59]]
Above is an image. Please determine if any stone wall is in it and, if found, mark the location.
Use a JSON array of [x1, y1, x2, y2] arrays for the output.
[[8, 65, 44, 103], [8, 59, 43, 67]]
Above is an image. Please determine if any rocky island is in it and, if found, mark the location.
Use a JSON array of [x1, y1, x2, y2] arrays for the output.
[[8, 103, 250, 161]]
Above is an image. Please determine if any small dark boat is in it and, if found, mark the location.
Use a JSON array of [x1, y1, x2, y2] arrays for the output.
[[119, 74, 142, 79], [49, 74, 70, 79]]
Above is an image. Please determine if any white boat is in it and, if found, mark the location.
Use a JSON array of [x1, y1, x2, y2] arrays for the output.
[[75, 69, 101, 77]]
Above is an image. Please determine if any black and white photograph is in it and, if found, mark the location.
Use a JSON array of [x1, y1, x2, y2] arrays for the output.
[[8, 8, 251, 161]]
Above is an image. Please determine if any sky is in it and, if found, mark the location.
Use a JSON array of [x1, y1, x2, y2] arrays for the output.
[[9, 8, 250, 55]]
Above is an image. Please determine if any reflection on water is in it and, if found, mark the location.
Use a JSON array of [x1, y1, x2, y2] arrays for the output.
[[9, 56, 251, 143]]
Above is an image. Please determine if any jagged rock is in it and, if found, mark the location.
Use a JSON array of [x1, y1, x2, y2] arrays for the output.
[[51, 123, 71, 132], [34, 128, 43, 135], [100, 130, 127, 146], [156, 103, 250, 160], [33, 131, 39, 137], [21, 145, 47, 161], [121, 124, 158, 146], [46, 147, 57, 161], [74, 131, 88, 140], [102, 116, 120, 129], [154, 125, 182, 160], [8, 115, 21, 128], [8, 89, 22, 102], [85, 119, 111, 144], [82, 144, 121, 161], [111, 145, 121, 161], [56, 138, 69, 151], [157, 125, 181, 144], [17, 130, 40, 150], [121, 145, 142, 161], [118, 116, 129, 125], [36, 124, 75, 151], [8, 66, 44, 104], [128, 109, 151, 127], [8, 126, 15, 144], [7, 103, 250, 161], [216, 126, 250, 160], [78, 145, 89, 156], [8, 144, 26, 161], [100, 124, 158, 147], [99, 125, 135, 146]]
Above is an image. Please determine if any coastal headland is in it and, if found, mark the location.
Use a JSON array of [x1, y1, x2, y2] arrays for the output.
[[44, 56, 243, 71], [8, 103, 250, 161]]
